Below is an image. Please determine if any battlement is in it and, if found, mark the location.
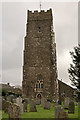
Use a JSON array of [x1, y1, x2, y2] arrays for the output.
[[27, 9, 52, 21]]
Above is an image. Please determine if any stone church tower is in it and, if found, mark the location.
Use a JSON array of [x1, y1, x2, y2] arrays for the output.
[[22, 9, 58, 101]]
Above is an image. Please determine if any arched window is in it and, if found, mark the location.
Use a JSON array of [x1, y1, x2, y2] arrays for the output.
[[36, 84, 38, 88], [39, 83, 40, 88], [35, 79, 43, 92]]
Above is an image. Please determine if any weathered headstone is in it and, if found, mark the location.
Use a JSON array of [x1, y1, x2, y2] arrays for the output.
[[55, 106, 64, 118], [29, 99, 37, 112], [64, 97, 70, 109], [8, 103, 21, 119], [41, 97, 47, 108], [16, 96, 23, 114], [41, 97, 51, 109], [3, 101, 11, 113], [2, 99, 6, 111], [23, 98, 28, 112], [24, 98, 29, 104], [44, 101, 51, 110], [7, 96, 11, 102], [36, 98, 41, 105], [7, 95, 15, 103], [58, 111, 68, 119], [68, 101, 75, 114], [23, 101, 27, 112], [13, 99, 16, 103]]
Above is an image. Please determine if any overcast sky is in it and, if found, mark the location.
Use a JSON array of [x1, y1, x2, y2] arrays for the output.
[[1, 1, 78, 86]]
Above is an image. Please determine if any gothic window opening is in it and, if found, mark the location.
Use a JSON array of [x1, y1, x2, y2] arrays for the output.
[[36, 84, 38, 91], [35, 79, 43, 92], [39, 83, 40, 88]]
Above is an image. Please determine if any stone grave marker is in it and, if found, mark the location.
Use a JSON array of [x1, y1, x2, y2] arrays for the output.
[[58, 111, 68, 119], [3, 101, 11, 113], [36, 98, 41, 105], [23, 101, 27, 112], [16, 96, 23, 114], [22, 98, 28, 112], [29, 99, 37, 112], [41, 97, 47, 108], [64, 97, 70, 109], [68, 101, 75, 114], [55, 105, 64, 118], [13, 99, 16, 103], [44, 101, 51, 110], [24, 98, 29, 104], [8, 103, 21, 119], [7, 95, 15, 103], [2, 99, 6, 111], [7, 96, 11, 102]]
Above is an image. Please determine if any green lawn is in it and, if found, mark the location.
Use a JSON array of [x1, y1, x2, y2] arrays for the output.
[[65, 105, 78, 118], [22, 104, 54, 118], [1, 103, 79, 119]]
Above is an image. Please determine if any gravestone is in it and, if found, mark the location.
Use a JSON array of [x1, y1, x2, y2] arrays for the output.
[[41, 97, 47, 108], [36, 98, 41, 105], [8, 103, 21, 119], [55, 106, 64, 118], [2, 99, 6, 111], [29, 99, 37, 112], [23, 101, 27, 112], [16, 96, 23, 114], [7, 96, 11, 102], [13, 99, 16, 103], [22, 98, 28, 112], [41, 97, 51, 109], [3, 101, 11, 113], [7, 95, 15, 103], [64, 97, 70, 109], [44, 101, 51, 110], [58, 111, 68, 119], [24, 98, 29, 104], [68, 101, 75, 114]]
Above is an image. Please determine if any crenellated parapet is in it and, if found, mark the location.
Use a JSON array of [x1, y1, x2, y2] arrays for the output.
[[27, 9, 52, 21]]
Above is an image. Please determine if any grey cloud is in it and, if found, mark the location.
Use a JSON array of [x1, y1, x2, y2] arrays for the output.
[[2, 35, 23, 70], [2, 68, 22, 86]]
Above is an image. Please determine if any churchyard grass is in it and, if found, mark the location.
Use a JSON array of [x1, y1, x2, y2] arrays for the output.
[[1, 111, 8, 118], [22, 104, 54, 118], [1, 103, 79, 118], [65, 105, 78, 118]]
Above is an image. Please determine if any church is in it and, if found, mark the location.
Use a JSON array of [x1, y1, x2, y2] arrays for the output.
[[22, 8, 59, 101]]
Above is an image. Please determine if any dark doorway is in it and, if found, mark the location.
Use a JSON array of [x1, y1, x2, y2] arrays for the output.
[[37, 93, 42, 99]]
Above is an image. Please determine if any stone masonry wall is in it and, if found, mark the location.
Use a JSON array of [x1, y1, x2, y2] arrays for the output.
[[22, 9, 58, 100]]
